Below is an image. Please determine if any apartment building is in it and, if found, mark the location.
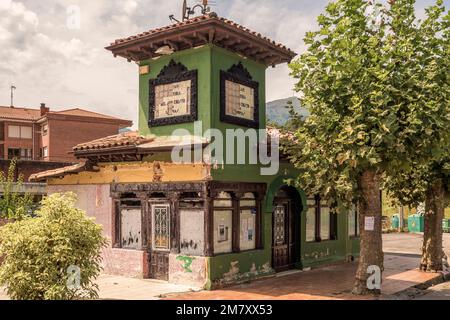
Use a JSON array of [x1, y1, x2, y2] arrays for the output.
[[0, 104, 132, 163]]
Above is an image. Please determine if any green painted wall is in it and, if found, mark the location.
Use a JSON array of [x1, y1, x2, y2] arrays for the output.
[[207, 171, 360, 287], [138, 44, 265, 139], [138, 45, 359, 287], [139, 45, 212, 137]]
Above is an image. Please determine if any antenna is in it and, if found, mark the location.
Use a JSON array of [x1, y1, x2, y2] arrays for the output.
[[10, 85, 16, 108], [170, 0, 213, 23]]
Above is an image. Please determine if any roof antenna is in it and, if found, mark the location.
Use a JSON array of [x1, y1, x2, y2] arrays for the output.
[[10, 85, 16, 108], [169, 0, 212, 23]]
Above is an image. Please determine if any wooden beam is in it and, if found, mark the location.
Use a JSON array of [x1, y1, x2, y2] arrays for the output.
[[255, 51, 272, 59], [235, 43, 251, 51], [165, 40, 179, 51], [177, 35, 194, 47], [208, 28, 216, 42], [224, 38, 240, 47]]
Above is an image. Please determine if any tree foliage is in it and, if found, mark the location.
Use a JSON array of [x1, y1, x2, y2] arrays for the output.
[[285, 0, 449, 208], [383, 1, 450, 206], [0, 159, 33, 220], [0, 193, 107, 300]]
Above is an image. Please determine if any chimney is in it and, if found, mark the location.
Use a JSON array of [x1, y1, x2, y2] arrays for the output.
[[40, 103, 49, 116]]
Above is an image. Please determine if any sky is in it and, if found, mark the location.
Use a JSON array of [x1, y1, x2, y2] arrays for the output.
[[0, 0, 447, 128]]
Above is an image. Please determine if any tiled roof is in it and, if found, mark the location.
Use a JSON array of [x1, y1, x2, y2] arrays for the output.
[[53, 108, 126, 120], [73, 131, 154, 152], [110, 13, 294, 54], [0, 106, 41, 120], [29, 162, 88, 182], [0, 106, 131, 126], [106, 12, 297, 66]]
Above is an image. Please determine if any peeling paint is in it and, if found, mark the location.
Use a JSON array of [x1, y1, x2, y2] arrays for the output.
[[214, 260, 274, 288]]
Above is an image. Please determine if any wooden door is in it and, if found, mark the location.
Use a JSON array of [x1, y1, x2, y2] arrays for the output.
[[272, 198, 298, 271], [149, 203, 171, 280], [272, 202, 290, 271]]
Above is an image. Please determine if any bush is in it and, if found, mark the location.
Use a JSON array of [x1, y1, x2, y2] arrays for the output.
[[0, 193, 107, 300], [0, 158, 33, 220]]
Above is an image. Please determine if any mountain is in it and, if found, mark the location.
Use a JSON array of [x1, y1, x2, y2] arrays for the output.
[[266, 97, 309, 126]]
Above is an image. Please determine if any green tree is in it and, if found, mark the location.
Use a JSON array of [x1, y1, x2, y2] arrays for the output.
[[0, 193, 107, 300], [285, 0, 449, 295], [383, 1, 449, 272], [0, 159, 33, 220]]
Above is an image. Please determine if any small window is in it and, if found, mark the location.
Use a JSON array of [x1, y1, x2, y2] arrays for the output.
[[42, 147, 48, 158], [320, 200, 331, 241], [152, 204, 171, 251], [240, 192, 256, 207], [42, 124, 48, 135], [20, 126, 32, 139], [306, 202, 316, 242], [7, 148, 20, 159], [214, 191, 232, 207], [8, 125, 20, 138], [306, 195, 337, 242]]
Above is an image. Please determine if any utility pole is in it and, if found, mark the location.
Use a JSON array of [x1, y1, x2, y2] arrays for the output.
[[10, 85, 16, 107]]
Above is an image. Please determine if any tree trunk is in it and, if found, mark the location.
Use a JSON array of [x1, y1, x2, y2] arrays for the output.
[[352, 169, 384, 295], [420, 178, 445, 272]]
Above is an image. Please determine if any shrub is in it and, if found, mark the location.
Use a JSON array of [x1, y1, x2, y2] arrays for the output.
[[0, 158, 33, 220], [0, 193, 107, 300]]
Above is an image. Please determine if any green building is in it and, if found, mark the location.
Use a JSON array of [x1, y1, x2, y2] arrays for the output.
[[32, 11, 360, 289]]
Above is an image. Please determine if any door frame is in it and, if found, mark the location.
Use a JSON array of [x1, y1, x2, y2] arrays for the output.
[[148, 201, 172, 281], [272, 186, 301, 271]]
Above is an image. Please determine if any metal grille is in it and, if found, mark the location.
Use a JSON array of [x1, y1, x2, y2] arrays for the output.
[[153, 204, 170, 250], [274, 205, 286, 245]]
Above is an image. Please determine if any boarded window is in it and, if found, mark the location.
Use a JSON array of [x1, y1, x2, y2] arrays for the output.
[[348, 205, 359, 237], [152, 204, 171, 251], [180, 209, 204, 256], [320, 204, 331, 241], [121, 208, 142, 249], [239, 193, 257, 251], [240, 209, 256, 251], [306, 204, 316, 242], [213, 210, 232, 254]]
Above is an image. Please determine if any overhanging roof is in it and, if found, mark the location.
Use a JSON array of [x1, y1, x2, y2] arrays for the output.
[[106, 12, 297, 66]]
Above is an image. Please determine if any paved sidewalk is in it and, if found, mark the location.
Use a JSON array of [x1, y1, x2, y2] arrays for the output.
[[1, 233, 448, 300], [166, 253, 442, 300], [0, 275, 200, 301]]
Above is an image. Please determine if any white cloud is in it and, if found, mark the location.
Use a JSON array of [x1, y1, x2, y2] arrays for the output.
[[0, 0, 442, 128]]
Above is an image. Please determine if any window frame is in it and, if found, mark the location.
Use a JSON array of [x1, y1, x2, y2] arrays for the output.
[[306, 195, 338, 243], [151, 203, 171, 252], [8, 125, 20, 138], [42, 123, 48, 136], [212, 191, 263, 256], [349, 205, 360, 239]]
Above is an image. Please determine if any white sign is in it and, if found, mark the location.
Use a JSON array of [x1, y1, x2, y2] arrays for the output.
[[364, 216, 375, 231]]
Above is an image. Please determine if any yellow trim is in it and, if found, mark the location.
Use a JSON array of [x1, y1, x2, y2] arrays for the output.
[[47, 162, 210, 185]]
